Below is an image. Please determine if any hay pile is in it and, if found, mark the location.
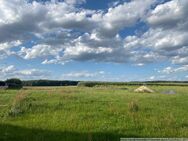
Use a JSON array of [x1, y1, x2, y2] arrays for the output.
[[134, 86, 154, 93]]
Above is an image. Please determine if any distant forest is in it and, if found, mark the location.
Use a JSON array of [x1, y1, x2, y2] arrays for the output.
[[1, 79, 188, 87], [19, 80, 188, 87], [77, 81, 188, 87], [22, 80, 79, 86]]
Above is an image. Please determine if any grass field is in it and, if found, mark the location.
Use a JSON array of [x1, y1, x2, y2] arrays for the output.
[[0, 85, 188, 141]]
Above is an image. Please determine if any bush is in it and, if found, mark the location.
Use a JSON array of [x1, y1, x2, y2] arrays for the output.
[[0, 81, 6, 86], [77, 82, 97, 87], [128, 101, 139, 112], [6, 78, 23, 89]]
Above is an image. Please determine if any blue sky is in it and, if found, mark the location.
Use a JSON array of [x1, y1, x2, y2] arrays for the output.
[[0, 0, 188, 81]]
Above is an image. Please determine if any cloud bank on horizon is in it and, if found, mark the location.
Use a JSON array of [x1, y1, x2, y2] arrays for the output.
[[0, 0, 188, 81]]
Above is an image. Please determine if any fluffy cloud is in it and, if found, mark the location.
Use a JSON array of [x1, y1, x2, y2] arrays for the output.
[[147, 0, 188, 59], [147, 0, 188, 29], [147, 1, 180, 27], [64, 0, 86, 5], [19, 44, 62, 59], [0, 40, 22, 59], [0, 65, 50, 80], [0, 0, 155, 63], [155, 65, 188, 80], [149, 76, 155, 80], [0, 0, 94, 43], [123, 0, 188, 66], [61, 70, 105, 80], [0, 0, 48, 43], [0, 40, 21, 50], [92, 0, 154, 38], [161, 65, 188, 74], [0, 65, 16, 74], [0, 0, 188, 70]]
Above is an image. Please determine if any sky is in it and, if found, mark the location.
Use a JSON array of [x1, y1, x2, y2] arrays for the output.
[[0, 0, 188, 81]]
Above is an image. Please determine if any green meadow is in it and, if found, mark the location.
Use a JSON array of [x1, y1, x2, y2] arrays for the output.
[[0, 85, 188, 141]]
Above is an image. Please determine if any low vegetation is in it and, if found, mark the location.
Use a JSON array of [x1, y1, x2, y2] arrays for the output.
[[0, 85, 188, 141]]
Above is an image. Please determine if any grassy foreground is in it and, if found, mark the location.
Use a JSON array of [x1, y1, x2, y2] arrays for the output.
[[0, 85, 188, 141]]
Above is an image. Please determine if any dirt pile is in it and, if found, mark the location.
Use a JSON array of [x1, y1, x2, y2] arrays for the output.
[[134, 86, 154, 93]]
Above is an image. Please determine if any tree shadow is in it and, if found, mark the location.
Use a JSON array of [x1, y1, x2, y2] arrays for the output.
[[0, 124, 141, 141]]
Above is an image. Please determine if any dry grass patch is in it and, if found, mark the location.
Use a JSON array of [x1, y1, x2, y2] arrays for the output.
[[8, 91, 29, 116]]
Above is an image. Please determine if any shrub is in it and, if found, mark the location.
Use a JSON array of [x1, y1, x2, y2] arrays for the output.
[[0, 81, 6, 86], [8, 92, 28, 116], [77, 82, 97, 87], [128, 101, 139, 112], [6, 78, 23, 89]]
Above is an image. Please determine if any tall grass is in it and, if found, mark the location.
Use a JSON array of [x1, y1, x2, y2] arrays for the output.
[[0, 85, 188, 141]]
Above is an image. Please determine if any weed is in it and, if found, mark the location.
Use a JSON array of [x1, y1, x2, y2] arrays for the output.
[[128, 101, 139, 113], [8, 92, 29, 116]]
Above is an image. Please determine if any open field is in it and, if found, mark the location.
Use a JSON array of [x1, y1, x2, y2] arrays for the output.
[[0, 85, 188, 141]]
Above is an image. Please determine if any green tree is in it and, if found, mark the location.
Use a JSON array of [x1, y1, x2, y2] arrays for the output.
[[6, 78, 23, 89]]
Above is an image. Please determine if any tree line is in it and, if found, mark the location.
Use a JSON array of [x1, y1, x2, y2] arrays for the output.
[[0, 78, 79, 89], [22, 80, 79, 86], [1, 78, 188, 89], [77, 81, 188, 87]]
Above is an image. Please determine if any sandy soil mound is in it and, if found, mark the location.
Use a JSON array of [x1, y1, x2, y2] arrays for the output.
[[134, 86, 154, 93]]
